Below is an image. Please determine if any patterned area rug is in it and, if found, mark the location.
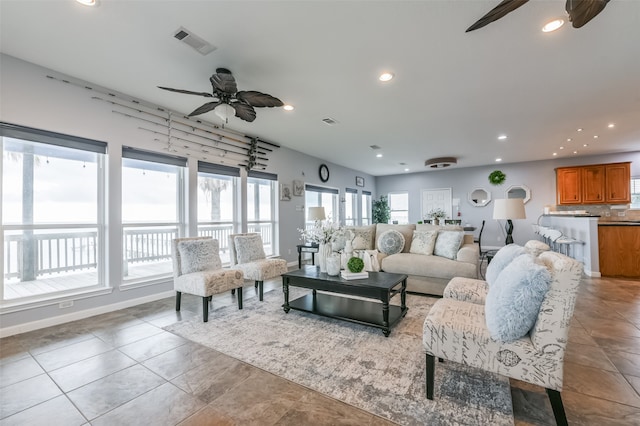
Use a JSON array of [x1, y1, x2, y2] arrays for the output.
[[165, 288, 513, 425]]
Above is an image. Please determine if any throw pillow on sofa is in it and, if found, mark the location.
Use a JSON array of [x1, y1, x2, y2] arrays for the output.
[[376, 230, 405, 255], [348, 226, 375, 250], [485, 254, 552, 342], [433, 230, 464, 260], [409, 230, 438, 255], [485, 244, 526, 285]]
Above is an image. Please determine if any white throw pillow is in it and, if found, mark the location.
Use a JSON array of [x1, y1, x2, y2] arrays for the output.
[[433, 230, 464, 260], [376, 230, 405, 255], [350, 227, 375, 250], [234, 235, 266, 264], [178, 239, 220, 274], [409, 230, 438, 255]]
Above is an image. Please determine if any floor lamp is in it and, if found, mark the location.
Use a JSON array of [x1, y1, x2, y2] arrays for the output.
[[493, 199, 526, 245]]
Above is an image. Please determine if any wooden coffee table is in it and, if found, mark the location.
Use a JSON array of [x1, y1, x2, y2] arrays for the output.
[[281, 266, 408, 337]]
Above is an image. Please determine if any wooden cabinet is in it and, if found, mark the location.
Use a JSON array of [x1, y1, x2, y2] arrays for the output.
[[598, 224, 640, 277], [556, 162, 631, 205]]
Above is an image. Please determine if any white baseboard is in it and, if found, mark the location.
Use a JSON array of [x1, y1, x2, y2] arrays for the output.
[[584, 270, 601, 278], [0, 290, 174, 338]]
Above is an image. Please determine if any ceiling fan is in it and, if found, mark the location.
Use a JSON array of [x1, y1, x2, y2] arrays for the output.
[[466, 0, 611, 32], [158, 68, 283, 123]]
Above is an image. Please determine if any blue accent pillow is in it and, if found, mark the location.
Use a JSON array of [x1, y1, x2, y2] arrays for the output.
[[485, 254, 552, 342], [485, 244, 526, 286]]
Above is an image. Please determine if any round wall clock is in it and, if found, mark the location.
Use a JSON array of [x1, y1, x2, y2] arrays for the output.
[[319, 164, 330, 182]]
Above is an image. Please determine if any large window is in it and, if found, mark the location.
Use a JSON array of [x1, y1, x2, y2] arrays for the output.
[[631, 178, 640, 209], [389, 191, 409, 224], [305, 184, 339, 227], [361, 191, 372, 225], [197, 162, 239, 264], [121, 147, 186, 283], [1, 123, 107, 301], [247, 171, 277, 256], [344, 188, 358, 226]]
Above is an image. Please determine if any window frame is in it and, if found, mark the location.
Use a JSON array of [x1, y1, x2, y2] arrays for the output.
[[388, 191, 409, 224]]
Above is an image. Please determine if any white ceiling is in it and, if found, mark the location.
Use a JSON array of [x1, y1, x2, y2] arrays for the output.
[[1, 0, 639, 176]]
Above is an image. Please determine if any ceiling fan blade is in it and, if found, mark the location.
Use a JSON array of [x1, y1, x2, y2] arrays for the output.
[[466, 0, 530, 32], [231, 102, 257, 122], [566, 0, 610, 28], [236, 91, 284, 108], [210, 70, 238, 95], [188, 101, 222, 117], [157, 86, 213, 97]]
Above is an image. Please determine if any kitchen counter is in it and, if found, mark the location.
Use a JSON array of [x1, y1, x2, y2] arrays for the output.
[[598, 221, 640, 226]]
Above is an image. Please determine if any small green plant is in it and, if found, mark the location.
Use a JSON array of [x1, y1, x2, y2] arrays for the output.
[[372, 195, 391, 224], [347, 257, 365, 273], [488, 170, 506, 185]]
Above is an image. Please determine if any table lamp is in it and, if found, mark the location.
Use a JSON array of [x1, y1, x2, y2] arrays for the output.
[[308, 206, 326, 225], [493, 198, 526, 245]]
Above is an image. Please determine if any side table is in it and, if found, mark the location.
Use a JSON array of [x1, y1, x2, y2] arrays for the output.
[[297, 244, 319, 269]]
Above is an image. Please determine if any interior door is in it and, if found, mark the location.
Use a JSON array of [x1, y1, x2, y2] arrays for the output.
[[421, 188, 452, 220]]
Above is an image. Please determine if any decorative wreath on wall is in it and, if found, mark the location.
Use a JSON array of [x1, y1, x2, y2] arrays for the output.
[[488, 170, 506, 185]]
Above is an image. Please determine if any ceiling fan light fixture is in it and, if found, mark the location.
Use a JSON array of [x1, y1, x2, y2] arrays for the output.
[[425, 157, 457, 169], [76, 0, 98, 5], [542, 18, 564, 32], [214, 103, 235, 123]]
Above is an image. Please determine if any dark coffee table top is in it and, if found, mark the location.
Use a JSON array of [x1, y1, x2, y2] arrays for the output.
[[283, 265, 407, 291]]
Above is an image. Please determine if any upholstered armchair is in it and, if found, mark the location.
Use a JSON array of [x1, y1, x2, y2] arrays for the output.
[[172, 237, 244, 322], [423, 250, 583, 426], [228, 233, 288, 301]]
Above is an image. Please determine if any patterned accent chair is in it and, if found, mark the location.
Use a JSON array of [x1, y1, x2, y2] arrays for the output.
[[228, 233, 288, 301], [172, 237, 244, 322], [423, 250, 583, 426]]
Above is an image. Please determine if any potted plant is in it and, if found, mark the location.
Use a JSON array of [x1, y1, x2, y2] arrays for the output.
[[372, 195, 391, 224], [427, 208, 447, 225]]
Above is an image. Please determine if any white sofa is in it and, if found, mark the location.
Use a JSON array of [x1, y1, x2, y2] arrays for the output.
[[341, 223, 479, 296]]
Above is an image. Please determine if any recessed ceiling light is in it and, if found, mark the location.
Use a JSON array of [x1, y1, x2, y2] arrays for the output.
[[583, 144, 588, 147], [404, 168, 409, 172], [283, 105, 294, 111], [573, 151, 578, 154], [542, 18, 564, 32], [560, 146, 564, 150], [567, 138, 572, 142], [495, 158, 502, 162], [553, 152, 558, 156], [76, 0, 98, 5], [376, 153, 383, 158], [498, 135, 507, 140], [608, 123, 615, 128], [577, 128, 583, 132], [593, 135, 599, 139], [379, 72, 394, 82]]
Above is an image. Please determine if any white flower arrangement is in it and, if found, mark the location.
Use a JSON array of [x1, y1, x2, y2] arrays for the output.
[[427, 208, 447, 219], [298, 220, 344, 244]]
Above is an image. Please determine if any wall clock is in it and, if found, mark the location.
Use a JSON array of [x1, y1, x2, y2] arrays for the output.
[[319, 164, 330, 182]]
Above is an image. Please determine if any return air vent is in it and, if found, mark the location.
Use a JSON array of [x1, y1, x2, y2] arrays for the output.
[[370, 145, 381, 150], [173, 27, 217, 56], [322, 117, 338, 126]]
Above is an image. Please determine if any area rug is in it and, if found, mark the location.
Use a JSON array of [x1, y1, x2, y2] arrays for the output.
[[165, 288, 513, 425]]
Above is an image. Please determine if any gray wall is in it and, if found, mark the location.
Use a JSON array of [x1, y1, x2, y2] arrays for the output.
[[375, 152, 640, 248]]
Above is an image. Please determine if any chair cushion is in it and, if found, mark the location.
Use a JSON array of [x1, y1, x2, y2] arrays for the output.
[[485, 244, 526, 286], [174, 268, 243, 296], [376, 230, 405, 255], [177, 239, 221, 274], [234, 234, 266, 264], [433, 230, 464, 260], [234, 258, 288, 281], [443, 276, 489, 304], [409, 230, 437, 255], [485, 254, 552, 342]]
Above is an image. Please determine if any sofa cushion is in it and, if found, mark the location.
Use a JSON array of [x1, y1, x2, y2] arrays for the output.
[[485, 254, 552, 342], [177, 239, 221, 274], [409, 230, 438, 255], [433, 230, 464, 260], [382, 253, 477, 280], [376, 230, 405, 255], [485, 244, 526, 286], [234, 234, 266, 264], [346, 225, 376, 250], [375, 224, 416, 253], [416, 224, 463, 233]]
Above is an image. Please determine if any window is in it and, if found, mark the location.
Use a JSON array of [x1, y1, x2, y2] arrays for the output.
[[361, 191, 372, 225], [197, 162, 239, 264], [389, 192, 409, 224], [1, 123, 107, 301], [247, 171, 277, 256], [305, 184, 339, 227], [345, 188, 358, 226], [121, 147, 186, 283], [632, 178, 640, 209]]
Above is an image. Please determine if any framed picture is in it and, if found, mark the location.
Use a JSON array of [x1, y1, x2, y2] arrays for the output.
[[280, 183, 292, 201], [293, 180, 304, 196], [355, 176, 365, 187]]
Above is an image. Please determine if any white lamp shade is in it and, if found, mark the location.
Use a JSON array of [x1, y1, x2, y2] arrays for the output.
[[308, 206, 326, 221], [493, 198, 526, 220], [214, 103, 235, 122]]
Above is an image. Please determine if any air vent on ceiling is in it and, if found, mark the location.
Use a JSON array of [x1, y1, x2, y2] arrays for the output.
[[369, 145, 381, 150], [173, 27, 217, 56], [425, 157, 458, 169], [322, 117, 338, 126]]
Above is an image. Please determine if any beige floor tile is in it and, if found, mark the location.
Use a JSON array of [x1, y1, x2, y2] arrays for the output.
[[564, 341, 618, 371], [177, 405, 235, 426], [607, 350, 640, 376], [564, 362, 640, 408], [563, 389, 640, 425]]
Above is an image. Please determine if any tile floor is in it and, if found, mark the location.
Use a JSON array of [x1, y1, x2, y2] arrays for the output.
[[1, 274, 639, 425]]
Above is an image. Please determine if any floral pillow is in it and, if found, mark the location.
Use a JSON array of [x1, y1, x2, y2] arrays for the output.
[[376, 230, 405, 255], [234, 234, 266, 264], [433, 230, 464, 260], [178, 239, 221, 274], [350, 227, 375, 250], [409, 230, 438, 255]]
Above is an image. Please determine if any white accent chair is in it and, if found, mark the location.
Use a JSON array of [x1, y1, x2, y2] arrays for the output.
[[228, 233, 288, 301], [172, 237, 244, 322], [423, 250, 583, 426]]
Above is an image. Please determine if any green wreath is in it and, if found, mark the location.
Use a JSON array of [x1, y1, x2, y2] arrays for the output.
[[488, 170, 506, 186]]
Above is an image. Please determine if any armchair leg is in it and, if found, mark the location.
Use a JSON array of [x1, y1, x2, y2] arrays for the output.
[[257, 281, 264, 301], [176, 291, 182, 312], [202, 297, 209, 322], [237, 287, 243, 309], [546, 388, 568, 426], [231, 288, 236, 295], [426, 354, 435, 400]]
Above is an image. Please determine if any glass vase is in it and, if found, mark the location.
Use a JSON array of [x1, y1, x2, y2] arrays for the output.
[[318, 243, 332, 273], [326, 254, 341, 276]]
